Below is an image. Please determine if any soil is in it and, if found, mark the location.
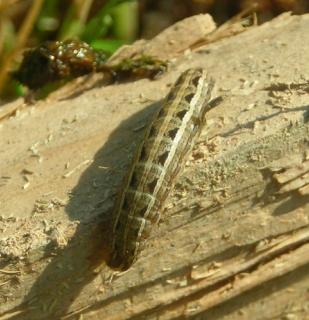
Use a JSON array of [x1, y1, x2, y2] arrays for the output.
[[0, 13, 308, 320]]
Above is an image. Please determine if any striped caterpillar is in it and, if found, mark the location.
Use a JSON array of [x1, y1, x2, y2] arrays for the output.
[[108, 68, 215, 270]]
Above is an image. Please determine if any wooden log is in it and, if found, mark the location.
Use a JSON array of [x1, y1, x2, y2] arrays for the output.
[[0, 12, 308, 320]]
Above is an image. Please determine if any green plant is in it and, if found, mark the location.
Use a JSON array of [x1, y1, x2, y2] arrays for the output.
[[0, 0, 139, 99]]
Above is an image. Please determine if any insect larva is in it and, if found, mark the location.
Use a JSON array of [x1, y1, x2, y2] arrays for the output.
[[108, 68, 215, 270]]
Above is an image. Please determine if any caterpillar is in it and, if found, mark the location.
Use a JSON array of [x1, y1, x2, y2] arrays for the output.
[[108, 68, 215, 270]]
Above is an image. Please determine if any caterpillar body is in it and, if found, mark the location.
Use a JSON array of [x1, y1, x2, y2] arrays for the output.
[[108, 68, 214, 270]]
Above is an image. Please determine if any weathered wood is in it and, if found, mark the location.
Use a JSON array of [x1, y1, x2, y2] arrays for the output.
[[0, 13, 309, 320]]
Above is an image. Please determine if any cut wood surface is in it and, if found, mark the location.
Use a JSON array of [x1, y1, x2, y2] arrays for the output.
[[0, 13, 309, 320]]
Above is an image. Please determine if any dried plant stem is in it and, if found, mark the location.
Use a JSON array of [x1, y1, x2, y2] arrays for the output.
[[0, 0, 44, 93], [75, 0, 94, 25]]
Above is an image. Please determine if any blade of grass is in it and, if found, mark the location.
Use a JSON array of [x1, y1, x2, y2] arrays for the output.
[[81, 0, 136, 42], [111, 0, 138, 42]]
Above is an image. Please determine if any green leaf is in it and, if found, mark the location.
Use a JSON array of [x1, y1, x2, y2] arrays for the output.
[[91, 39, 125, 53]]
